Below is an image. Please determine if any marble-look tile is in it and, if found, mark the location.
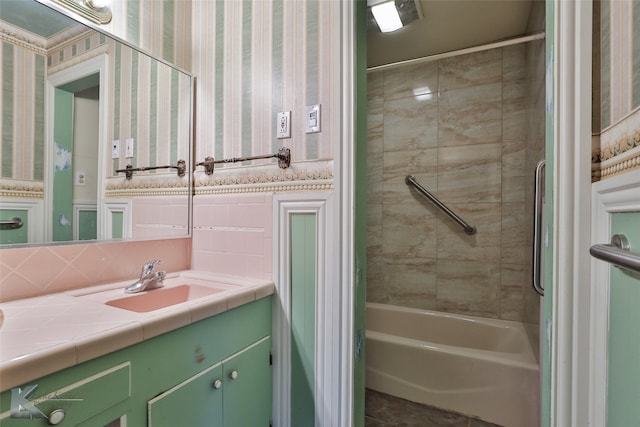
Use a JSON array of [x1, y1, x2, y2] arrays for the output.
[[368, 150, 384, 205], [439, 48, 502, 91], [436, 202, 502, 263], [501, 203, 528, 265], [437, 143, 502, 203], [382, 200, 437, 260], [368, 99, 384, 146], [502, 139, 526, 178], [438, 82, 502, 147], [368, 71, 384, 103], [436, 260, 501, 318], [383, 61, 438, 102], [500, 263, 527, 321], [502, 175, 526, 203], [502, 44, 526, 82], [383, 148, 438, 204], [367, 202, 383, 257], [383, 95, 438, 152], [379, 257, 438, 311], [366, 254, 389, 305]]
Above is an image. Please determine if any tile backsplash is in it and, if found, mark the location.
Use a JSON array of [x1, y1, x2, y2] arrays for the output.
[[0, 238, 190, 302]]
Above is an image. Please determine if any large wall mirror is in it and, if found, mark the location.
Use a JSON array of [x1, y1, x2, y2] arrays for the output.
[[0, 0, 192, 247]]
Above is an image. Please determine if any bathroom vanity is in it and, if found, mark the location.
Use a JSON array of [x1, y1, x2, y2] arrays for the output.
[[0, 272, 274, 426]]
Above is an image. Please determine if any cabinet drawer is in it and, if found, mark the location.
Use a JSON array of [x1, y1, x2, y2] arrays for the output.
[[0, 362, 130, 426]]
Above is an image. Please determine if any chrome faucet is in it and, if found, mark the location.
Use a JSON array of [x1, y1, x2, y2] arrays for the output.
[[125, 259, 166, 293]]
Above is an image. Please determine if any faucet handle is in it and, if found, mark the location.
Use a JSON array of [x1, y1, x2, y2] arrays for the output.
[[142, 259, 162, 274]]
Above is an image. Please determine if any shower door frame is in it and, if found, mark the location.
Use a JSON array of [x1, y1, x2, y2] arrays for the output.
[[547, 0, 595, 426]]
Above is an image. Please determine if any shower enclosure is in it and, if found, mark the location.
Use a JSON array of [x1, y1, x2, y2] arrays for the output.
[[364, 5, 546, 425]]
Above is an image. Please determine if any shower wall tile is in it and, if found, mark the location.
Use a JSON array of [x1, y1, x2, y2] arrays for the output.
[[382, 202, 437, 260], [437, 143, 502, 203], [438, 82, 503, 147], [367, 203, 383, 257], [501, 203, 528, 265], [366, 44, 538, 322], [503, 175, 526, 203], [383, 96, 438, 151], [439, 49, 502, 90], [501, 263, 527, 321], [383, 148, 437, 203], [368, 72, 384, 103], [383, 62, 438, 102], [380, 258, 438, 311], [436, 202, 502, 263], [436, 260, 501, 318]]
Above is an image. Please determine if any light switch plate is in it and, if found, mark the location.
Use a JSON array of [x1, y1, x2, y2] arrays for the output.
[[125, 138, 134, 158], [277, 111, 291, 139], [112, 140, 120, 159], [305, 104, 321, 133]]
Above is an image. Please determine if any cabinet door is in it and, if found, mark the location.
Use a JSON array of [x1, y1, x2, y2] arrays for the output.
[[148, 362, 223, 427], [223, 337, 272, 427]]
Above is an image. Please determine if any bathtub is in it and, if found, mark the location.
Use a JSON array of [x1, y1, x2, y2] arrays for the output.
[[365, 303, 539, 427]]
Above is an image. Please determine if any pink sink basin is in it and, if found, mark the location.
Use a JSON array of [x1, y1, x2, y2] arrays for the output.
[[106, 284, 224, 312]]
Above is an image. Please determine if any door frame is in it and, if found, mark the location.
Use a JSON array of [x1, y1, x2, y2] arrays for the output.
[[589, 169, 640, 425], [549, 0, 599, 426], [45, 54, 108, 241]]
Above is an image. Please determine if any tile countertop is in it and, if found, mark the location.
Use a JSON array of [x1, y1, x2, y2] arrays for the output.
[[0, 271, 275, 392]]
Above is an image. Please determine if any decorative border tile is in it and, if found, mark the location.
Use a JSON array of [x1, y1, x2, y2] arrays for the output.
[[597, 109, 640, 179]]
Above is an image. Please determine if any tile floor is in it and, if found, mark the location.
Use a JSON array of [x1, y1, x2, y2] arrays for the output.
[[365, 389, 503, 427]]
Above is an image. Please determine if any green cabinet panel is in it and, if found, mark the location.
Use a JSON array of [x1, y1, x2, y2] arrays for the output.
[[0, 363, 130, 426], [148, 336, 272, 427], [148, 363, 223, 427], [0, 297, 272, 427], [222, 337, 272, 427]]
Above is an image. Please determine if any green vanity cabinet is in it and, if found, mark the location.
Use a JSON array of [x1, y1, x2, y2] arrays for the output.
[[0, 296, 272, 427], [148, 336, 272, 427]]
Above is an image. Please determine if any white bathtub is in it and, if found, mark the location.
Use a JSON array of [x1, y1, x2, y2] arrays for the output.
[[366, 302, 539, 427]]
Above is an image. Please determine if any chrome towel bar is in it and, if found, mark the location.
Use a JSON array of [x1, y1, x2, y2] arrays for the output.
[[0, 217, 23, 229], [116, 159, 186, 180], [405, 175, 476, 235], [590, 234, 640, 273], [197, 147, 291, 175]]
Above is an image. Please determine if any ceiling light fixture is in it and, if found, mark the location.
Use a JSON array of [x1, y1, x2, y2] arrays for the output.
[[370, 0, 403, 33], [367, 0, 423, 33], [51, 0, 112, 25]]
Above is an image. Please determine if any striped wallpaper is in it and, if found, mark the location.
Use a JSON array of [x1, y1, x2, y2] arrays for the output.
[[596, 0, 640, 179], [1, 8, 191, 191], [192, 0, 338, 176], [0, 41, 45, 182]]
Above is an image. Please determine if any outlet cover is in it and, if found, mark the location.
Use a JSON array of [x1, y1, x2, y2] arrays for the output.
[[111, 140, 120, 159], [277, 111, 291, 139]]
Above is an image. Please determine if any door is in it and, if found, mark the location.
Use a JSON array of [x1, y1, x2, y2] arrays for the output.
[[606, 212, 640, 425]]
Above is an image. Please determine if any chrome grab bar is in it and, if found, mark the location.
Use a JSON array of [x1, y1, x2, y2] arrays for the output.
[[405, 175, 476, 235], [590, 234, 640, 273], [0, 217, 23, 229], [532, 159, 545, 296]]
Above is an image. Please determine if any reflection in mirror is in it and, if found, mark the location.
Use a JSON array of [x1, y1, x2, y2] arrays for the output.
[[0, 0, 192, 247]]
